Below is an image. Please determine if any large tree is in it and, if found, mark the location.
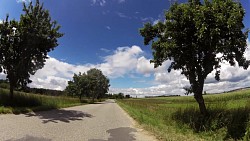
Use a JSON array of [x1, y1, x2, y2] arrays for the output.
[[140, 0, 249, 115], [0, 0, 63, 99]]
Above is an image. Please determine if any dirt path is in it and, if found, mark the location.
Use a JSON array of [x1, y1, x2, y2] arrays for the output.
[[0, 99, 157, 141]]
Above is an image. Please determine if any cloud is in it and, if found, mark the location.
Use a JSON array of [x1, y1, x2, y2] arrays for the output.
[[100, 48, 111, 53], [116, 12, 127, 18], [28, 39, 250, 97], [110, 39, 250, 97], [153, 20, 160, 25], [16, 0, 30, 3], [140, 10, 165, 25], [0, 46, 144, 91], [26, 45, 143, 90], [1, 41, 250, 97], [106, 26, 111, 30], [141, 17, 154, 22], [136, 57, 154, 77], [109, 84, 187, 98], [0, 73, 6, 80], [116, 12, 131, 19], [118, 0, 125, 3], [91, 0, 106, 6], [99, 46, 143, 78], [29, 57, 91, 90], [246, 39, 250, 60]]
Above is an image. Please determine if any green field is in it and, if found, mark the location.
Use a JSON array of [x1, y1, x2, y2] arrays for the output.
[[0, 88, 84, 114], [118, 89, 250, 141]]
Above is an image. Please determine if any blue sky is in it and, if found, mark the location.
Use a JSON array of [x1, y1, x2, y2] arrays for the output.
[[0, 0, 250, 97]]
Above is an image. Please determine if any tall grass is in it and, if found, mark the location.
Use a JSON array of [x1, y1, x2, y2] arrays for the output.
[[118, 89, 250, 141], [0, 88, 83, 114]]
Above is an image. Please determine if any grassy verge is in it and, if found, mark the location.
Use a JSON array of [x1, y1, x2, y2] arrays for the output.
[[0, 88, 84, 114], [118, 89, 250, 141]]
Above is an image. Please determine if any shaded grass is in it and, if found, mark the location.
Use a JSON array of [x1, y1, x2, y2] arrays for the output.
[[118, 89, 250, 141], [0, 88, 84, 114], [173, 106, 250, 140]]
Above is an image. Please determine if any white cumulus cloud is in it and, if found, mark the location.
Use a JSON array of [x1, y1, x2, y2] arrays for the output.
[[110, 39, 250, 97], [91, 0, 106, 6], [98, 45, 143, 78], [16, 0, 30, 3], [1, 41, 250, 97], [106, 26, 111, 30], [28, 45, 143, 90], [118, 0, 125, 3]]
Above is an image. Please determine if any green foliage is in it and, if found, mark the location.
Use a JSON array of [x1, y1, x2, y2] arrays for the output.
[[65, 68, 110, 102], [0, 0, 63, 98], [65, 72, 90, 99], [140, 0, 249, 114], [0, 88, 82, 114], [118, 89, 250, 141], [87, 68, 110, 100]]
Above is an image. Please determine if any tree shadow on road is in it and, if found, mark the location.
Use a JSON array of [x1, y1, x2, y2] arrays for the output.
[[89, 127, 137, 141], [25, 109, 93, 124]]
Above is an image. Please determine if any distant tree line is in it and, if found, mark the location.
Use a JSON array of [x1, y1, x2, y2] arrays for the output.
[[105, 93, 131, 99], [0, 79, 64, 96], [21, 87, 64, 96], [0, 74, 131, 100], [145, 95, 180, 98]]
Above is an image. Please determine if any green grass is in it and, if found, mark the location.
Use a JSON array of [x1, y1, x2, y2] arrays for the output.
[[118, 89, 250, 141], [0, 88, 84, 114]]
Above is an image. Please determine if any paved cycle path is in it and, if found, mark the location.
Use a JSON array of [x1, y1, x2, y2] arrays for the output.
[[0, 99, 157, 141]]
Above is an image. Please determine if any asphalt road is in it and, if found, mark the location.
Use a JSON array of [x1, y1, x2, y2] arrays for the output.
[[0, 99, 157, 141]]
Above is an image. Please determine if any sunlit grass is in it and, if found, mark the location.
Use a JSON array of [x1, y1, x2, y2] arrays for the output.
[[0, 88, 84, 114], [118, 89, 250, 141]]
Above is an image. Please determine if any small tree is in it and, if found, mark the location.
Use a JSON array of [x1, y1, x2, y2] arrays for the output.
[[118, 93, 124, 99], [140, 0, 249, 115], [125, 94, 131, 98], [0, 0, 63, 99], [87, 68, 110, 102], [65, 73, 90, 100], [65, 69, 110, 102]]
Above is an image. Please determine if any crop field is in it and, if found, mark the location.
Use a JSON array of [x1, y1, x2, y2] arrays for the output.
[[0, 88, 83, 114], [118, 89, 250, 141]]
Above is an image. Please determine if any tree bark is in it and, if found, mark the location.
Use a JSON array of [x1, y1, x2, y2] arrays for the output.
[[79, 94, 82, 101], [193, 78, 208, 115], [194, 93, 208, 115], [9, 83, 14, 100]]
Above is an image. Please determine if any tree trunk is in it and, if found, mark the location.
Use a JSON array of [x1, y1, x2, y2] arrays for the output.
[[79, 94, 82, 101], [194, 93, 208, 115], [9, 83, 14, 100], [193, 78, 208, 115], [190, 73, 208, 115], [92, 96, 95, 103]]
